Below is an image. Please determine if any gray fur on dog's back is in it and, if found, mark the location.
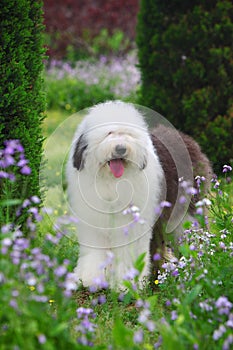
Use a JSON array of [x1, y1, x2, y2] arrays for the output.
[[150, 125, 213, 275]]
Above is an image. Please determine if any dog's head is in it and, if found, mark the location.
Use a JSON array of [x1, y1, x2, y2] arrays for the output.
[[72, 102, 151, 178]]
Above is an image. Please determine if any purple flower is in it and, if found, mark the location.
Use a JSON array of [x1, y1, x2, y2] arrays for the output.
[[123, 267, 139, 281], [223, 335, 233, 350], [219, 242, 226, 249], [162, 262, 177, 272], [2, 238, 12, 248], [76, 307, 94, 319], [214, 181, 220, 189], [99, 251, 114, 269], [171, 310, 178, 321], [188, 187, 198, 195], [155, 201, 172, 215], [98, 295, 106, 305], [123, 205, 145, 225], [20, 165, 31, 175], [178, 260, 186, 269], [22, 199, 31, 208], [17, 159, 28, 167], [213, 324, 226, 340], [195, 175, 206, 189], [9, 299, 18, 310], [0, 140, 31, 180], [146, 320, 155, 331], [196, 207, 203, 215], [38, 334, 47, 344], [138, 309, 151, 324], [3, 154, 15, 167], [31, 195, 41, 204], [4, 139, 24, 153], [165, 300, 171, 307], [26, 275, 37, 286], [153, 253, 161, 261], [12, 290, 19, 297], [172, 269, 179, 277], [223, 165, 232, 173], [160, 201, 172, 208], [15, 238, 29, 250], [28, 207, 40, 217], [31, 295, 48, 303], [226, 313, 233, 328], [26, 217, 36, 231], [80, 318, 96, 333], [47, 52, 140, 98], [54, 265, 67, 277], [179, 195, 187, 204], [199, 300, 213, 312], [76, 306, 97, 345], [0, 170, 9, 179], [89, 276, 109, 292], [215, 296, 232, 315], [133, 329, 144, 344], [45, 233, 59, 245], [8, 173, 16, 181], [154, 336, 163, 349], [0, 273, 5, 283], [63, 272, 78, 294], [135, 299, 146, 308]]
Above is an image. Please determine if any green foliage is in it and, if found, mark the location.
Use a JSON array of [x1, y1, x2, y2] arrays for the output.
[[0, 0, 45, 226], [0, 232, 81, 349], [137, 0, 233, 172], [112, 318, 136, 349], [45, 51, 139, 113], [91, 29, 130, 56], [64, 28, 131, 62], [155, 176, 233, 350], [46, 78, 115, 113], [1, 154, 232, 349]]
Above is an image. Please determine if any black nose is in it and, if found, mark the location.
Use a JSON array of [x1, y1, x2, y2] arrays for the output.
[[115, 144, 127, 156]]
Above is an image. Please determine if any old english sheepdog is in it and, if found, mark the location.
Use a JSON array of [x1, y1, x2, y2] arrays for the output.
[[66, 101, 212, 288]]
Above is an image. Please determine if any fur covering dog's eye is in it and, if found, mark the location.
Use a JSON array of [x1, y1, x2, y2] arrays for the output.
[[73, 134, 87, 170]]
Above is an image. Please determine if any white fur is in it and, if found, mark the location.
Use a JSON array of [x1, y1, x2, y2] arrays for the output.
[[66, 101, 164, 288]]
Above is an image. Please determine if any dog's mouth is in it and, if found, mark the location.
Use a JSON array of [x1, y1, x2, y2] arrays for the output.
[[107, 158, 125, 178]]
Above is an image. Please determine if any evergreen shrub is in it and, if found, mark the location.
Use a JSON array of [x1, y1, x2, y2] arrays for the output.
[[137, 0, 233, 171], [0, 0, 45, 225]]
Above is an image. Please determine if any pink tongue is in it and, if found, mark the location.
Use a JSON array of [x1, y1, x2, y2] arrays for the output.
[[109, 159, 124, 178]]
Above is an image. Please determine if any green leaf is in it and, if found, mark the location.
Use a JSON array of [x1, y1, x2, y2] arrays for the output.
[[112, 318, 135, 349], [147, 294, 158, 309], [50, 322, 68, 336], [122, 291, 133, 305], [0, 199, 22, 207], [185, 284, 202, 305], [134, 252, 146, 274]]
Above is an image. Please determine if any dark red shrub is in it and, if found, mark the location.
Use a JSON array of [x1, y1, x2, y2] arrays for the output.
[[44, 0, 139, 58]]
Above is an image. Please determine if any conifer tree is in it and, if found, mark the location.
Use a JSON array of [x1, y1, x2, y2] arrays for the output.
[[137, 0, 233, 170], [0, 0, 45, 224]]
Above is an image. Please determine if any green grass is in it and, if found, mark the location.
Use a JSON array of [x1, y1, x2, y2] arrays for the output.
[[41, 109, 84, 217], [42, 109, 70, 138]]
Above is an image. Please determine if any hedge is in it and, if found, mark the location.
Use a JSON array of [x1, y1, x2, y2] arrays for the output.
[[0, 0, 45, 226], [137, 0, 233, 171]]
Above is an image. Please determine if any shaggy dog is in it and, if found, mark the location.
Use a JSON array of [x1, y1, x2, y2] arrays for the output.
[[66, 101, 212, 288]]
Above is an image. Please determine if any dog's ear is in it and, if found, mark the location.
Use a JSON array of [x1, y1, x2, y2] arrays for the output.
[[73, 134, 88, 171]]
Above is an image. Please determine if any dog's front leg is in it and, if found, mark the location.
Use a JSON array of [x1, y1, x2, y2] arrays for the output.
[[74, 247, 111, 288]]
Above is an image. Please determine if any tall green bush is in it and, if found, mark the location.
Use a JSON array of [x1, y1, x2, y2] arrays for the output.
[[0, 1, 45, 223], [137, 0, 233, 171]]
